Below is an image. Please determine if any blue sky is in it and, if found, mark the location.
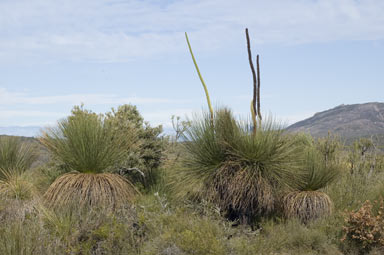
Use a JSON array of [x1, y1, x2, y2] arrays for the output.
[[0, 0, 383, 134]]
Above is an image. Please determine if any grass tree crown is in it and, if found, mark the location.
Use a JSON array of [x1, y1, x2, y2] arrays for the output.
[[39, 105, 128, 174]]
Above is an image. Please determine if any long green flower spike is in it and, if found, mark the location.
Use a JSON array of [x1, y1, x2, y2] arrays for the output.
[[185, 32, 214, 120], [250, 99, 257, 132]]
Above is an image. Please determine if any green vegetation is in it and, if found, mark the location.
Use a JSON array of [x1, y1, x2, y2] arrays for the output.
[[282, 146, 339, 224], [0, 136, 37, 199], [40, 106, 139, 209], [1, 119, 384, 254], [105, 104, 165, 190], [173, 108, 304, 223]]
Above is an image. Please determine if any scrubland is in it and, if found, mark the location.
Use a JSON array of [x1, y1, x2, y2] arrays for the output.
[[0, 104, 384, 255]]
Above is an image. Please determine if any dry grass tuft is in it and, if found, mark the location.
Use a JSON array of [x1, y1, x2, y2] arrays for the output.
[[210, 162, 275, 221], [0, 169, 36, 200], [44, 173, 139, 210], [282, 191, 332, 224]]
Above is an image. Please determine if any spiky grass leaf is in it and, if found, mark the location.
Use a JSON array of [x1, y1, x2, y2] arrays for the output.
[[44, 173, 139, 210], [0, 137, 37, 200], [171, 108, 238, 199], [0, 136, 37, 179], [296, 147, 340, 191], [226, 119, 304, 188], [39, 108, 126, 173]]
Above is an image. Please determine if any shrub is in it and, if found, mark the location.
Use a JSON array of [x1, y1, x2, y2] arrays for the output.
[[342, 200, 384, 254], [105, 104, 165, 190]]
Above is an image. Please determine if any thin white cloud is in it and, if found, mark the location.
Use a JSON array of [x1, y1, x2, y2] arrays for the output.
[[0, 110, 62, 118], [0, 87, 176, 105], [0, 0, 383, 62]]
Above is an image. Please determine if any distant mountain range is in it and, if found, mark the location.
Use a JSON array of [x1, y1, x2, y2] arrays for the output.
[[2, 102, 384, 141], [286, 102, 384, 140], [0, 126, 41, 137]]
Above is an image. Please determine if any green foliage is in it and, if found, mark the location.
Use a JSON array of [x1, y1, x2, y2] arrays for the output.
[[296, 146, 340, 191], [0, 136, 37, 199], [282, 142, 340, 223], [40, 106, 126, 174], [4, 107, 384, 254], [105, 104, 165, 190], [0, 199, 141, 255], [228, 219, 339, 255], [138, 195, 227, 255], [174, 108, 304, 222], [40, 104, 164, 190], [315, 132, 342, 166], [0, 136, 37, 179]]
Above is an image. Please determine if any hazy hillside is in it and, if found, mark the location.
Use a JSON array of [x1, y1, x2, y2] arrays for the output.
[[286, 102, 384, 140]]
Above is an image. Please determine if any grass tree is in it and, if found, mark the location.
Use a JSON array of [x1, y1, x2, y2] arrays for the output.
[[40, 106, 139, 210], [282, 146, 339, 224], [177, 108, 304, 223], [0, 136, 37, 199], [181, 30, 304, 224]]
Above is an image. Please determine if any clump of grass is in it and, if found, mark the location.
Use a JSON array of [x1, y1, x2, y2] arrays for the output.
[[283, 191, 332, 224], [0, 136, 37, 199], [0, 136, 37, 176], [0, 170, 36, 200], [40, 106, 139, 210], [282, 147, 339, 224], [175, 108, 303, 223]]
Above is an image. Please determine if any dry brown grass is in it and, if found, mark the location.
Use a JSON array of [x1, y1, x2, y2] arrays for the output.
[[44, 173, 139, 210], [282, 191, 332, 224], [210, 162, 275, 222], [0, 169, 36, 200]]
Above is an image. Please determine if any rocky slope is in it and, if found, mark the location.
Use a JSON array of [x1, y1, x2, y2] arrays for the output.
[[286, 102, 384, 139]]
